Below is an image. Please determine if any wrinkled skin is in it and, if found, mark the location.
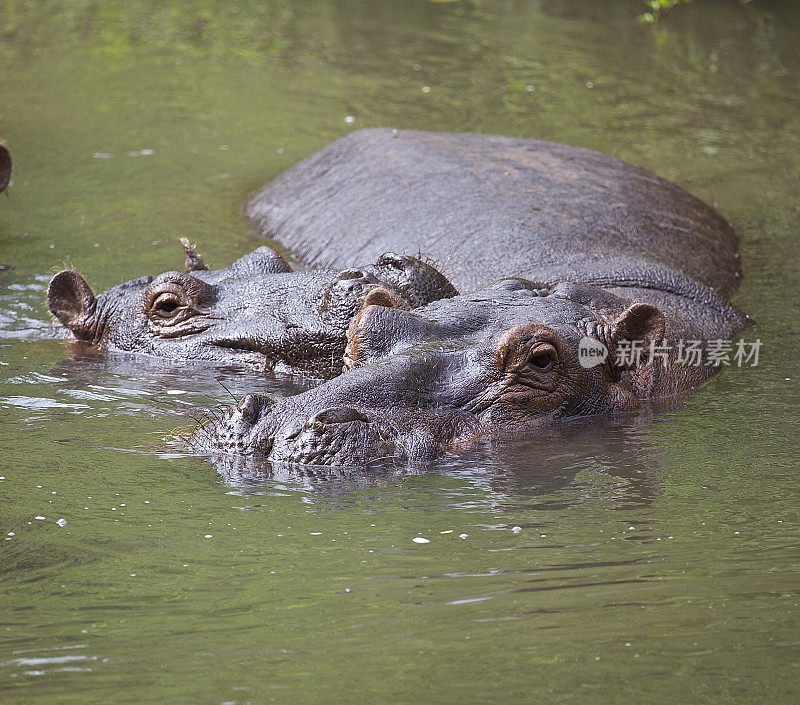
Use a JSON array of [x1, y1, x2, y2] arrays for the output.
[[187, 129, 752, 466], [188, 279, 749, 465], [47, 243, 457, 378]]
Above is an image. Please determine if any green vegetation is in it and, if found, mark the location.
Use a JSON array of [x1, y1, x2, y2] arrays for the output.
[[640, 0, 756, 24], [640, 0, 695, 23]]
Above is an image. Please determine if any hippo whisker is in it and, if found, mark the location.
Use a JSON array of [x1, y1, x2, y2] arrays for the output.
[[217, 381, 239, 403], [364, 438, 398, 466]]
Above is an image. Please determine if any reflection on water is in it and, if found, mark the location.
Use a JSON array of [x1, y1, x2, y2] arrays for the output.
[[207, 416, 668, 511], [1, 1, 799, 703], [0, 273, 55, 340]]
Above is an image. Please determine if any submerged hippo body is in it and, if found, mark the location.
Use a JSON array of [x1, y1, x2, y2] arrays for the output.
[[47, 242, 456, 378], [191, 129, 749, 465], [246, 129, 742, 299]]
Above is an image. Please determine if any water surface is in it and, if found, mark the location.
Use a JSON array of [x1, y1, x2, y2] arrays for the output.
[[1, 1, 798, 703]]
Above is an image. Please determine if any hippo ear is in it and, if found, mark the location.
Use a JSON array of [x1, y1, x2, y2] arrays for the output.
[[47, 270, 96, 335], [362, 286, 407, 309], [607, 302, 666, 371], [180, 238, 209, 272]]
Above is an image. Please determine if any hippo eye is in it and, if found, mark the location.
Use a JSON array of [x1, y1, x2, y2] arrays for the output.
[[530, 351, 554, 370], [144, 273, 215, 336], [150, 293, 183, 319]]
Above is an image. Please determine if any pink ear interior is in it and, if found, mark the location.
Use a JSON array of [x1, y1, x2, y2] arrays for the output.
[[47, 270, 95, 329], [609, 302, 666, 369]]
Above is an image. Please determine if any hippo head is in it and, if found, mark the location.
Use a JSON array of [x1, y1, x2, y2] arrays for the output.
[[47, 242, 457, 378], [188, 279, 672, 465]]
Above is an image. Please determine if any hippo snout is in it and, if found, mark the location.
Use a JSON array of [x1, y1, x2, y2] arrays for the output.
[[237, 393, 271, 425], [187, 393, 276, 456], [266, 405, 392, 466]]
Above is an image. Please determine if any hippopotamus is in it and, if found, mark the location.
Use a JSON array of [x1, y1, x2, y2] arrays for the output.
[[47, 241, 456, 378], [187, 129, 750, 465]]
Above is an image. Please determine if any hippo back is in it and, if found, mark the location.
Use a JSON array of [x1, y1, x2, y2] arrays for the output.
[[246, 129, 741, 301]]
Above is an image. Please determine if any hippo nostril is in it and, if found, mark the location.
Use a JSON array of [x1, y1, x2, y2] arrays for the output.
[[310, 406, 368, 425], [237, 393, 267, 425]]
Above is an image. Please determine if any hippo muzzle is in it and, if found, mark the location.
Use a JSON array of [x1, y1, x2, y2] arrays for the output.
[[191, 391, 409, 466]]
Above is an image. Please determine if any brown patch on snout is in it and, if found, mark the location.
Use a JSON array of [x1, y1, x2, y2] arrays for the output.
[[342, 286, 405, 372], [362, 286, 407, 310], [462, 322, 569, 423]]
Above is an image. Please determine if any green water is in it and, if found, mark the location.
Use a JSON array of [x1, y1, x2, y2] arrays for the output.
[[1, 1, 799, 703]]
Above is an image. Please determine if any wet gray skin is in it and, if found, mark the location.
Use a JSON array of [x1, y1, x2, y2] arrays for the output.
[[188, 278, 749, 465], [47, 242, 457, 379]]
